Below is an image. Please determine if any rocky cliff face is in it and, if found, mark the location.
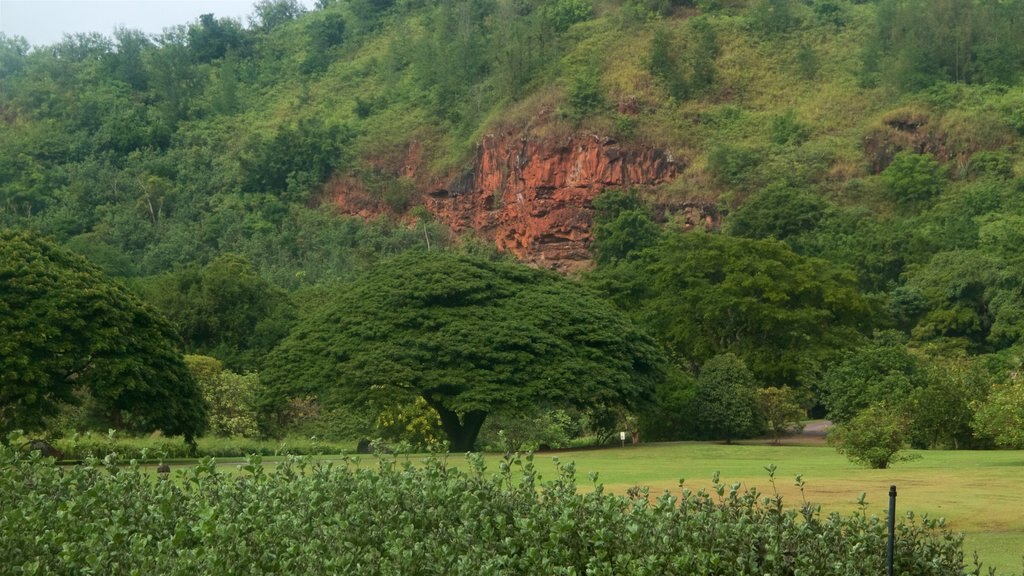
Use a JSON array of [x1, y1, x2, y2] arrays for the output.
[[333, 133, 695, 272]]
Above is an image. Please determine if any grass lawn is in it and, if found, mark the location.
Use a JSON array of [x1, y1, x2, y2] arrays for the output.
[[516, 441, 1024, 575]]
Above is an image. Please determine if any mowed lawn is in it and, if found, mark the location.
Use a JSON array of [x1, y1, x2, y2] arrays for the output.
[[513, 441, 1024, 575]]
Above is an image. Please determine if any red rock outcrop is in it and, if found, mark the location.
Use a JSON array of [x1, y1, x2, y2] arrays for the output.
[[332, 132, 687, 272]]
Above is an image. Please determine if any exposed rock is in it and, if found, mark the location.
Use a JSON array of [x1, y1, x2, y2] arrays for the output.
[[333, 132, 686, 272]]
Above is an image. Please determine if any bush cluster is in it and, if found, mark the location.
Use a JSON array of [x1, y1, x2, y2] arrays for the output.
[[47, 432, 352, 461], [1, 448, 985, 575]]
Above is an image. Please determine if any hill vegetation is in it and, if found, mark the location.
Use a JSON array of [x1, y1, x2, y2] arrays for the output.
[[2, 0, 1024, 453]]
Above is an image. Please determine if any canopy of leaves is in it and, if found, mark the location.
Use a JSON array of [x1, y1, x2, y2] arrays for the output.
[[756, 386, 805, 444], [818, 330, 926, 424], [184, 355, 260, 438], [828, 403, 912, 469], [138, 254, 295, 371], [693, 353, 760, 442], [0, 230, 206, 439], [591, 230, 873, 388], [262, 251, 665, 451], [972, 365, 1024, 449]]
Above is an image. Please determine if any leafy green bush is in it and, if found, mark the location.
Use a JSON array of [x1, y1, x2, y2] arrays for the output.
[[881, 151, 948, 208], [548, 0, 594, 33], [828, 403, 914, 469], [0, 448, 986, 575], [50, 431, 353, 461], [707, 143, 763, 188]]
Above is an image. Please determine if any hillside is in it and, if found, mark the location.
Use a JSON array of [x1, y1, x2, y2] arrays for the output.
[[3, 0, 1024, 451]]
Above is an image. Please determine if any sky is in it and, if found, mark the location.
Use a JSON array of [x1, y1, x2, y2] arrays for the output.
[[0, 0, 314, 47]]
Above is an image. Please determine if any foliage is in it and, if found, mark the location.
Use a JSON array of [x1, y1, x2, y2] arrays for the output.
[[478, 407, 580, 452], [756, 386, 805, 445], [589, 189, 660, 264], [907, 356, 992, 450], [49, 431, 351, 461], [972, 376, 1024, 449], [138, 255, 295, 372], [707, 143, 763, 189], [263, 251, 665, 451], [185, 356, 261, 438], [591, 230, 872, 389], [637, 367, 698, 442], [373, 397, 444, 450], [828, 403, 913, 469], [863, 0, 1024, 89], [566, 66, 605, 123], [749, 0, 800, 37], [902, 248, 1024, 353], [693, 353, 760, 443], [881, 152, 947, 209], [0, 230, 206, 441], [548, 0, 593, 33], [818, 330, 926, 424], [0, 449, 986, 575], [726, 186, 828, 242]]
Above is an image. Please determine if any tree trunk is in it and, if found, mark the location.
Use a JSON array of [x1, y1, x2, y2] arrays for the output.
[[425, 398, 487, 452]]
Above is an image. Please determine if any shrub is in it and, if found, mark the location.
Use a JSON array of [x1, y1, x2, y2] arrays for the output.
[[0, 448, 985, 575], [828, 403, 914, 469], [881, 152, 948, 208], [707, 143, 763, 188]]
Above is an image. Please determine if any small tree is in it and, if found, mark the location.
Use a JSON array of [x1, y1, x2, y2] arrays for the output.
[[693, 354, 760, 443], [185, 355, 260, 438], [828, 403, 912, 469], [972, 379, 1024, 449], [756, 386, 805, 444], [882, 152, 947, 208]]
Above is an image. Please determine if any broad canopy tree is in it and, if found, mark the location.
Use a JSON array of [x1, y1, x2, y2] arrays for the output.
[[262, 251, 665, 451], [0, 230, 206, 442]]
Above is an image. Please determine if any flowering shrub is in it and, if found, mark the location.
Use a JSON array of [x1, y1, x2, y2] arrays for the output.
[[0, 447, 986, 575]]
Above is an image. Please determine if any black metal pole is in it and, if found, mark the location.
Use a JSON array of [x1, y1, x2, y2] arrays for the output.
[[888, 485, 897, 576]]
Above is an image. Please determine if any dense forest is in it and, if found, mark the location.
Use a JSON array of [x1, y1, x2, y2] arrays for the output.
[[2, 0, 1024, 453]]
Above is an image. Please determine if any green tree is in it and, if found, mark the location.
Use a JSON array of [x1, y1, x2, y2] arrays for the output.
[[693, 353, 760, 443], [972, 361, 1024, 449], [0, 230, 206, 442], [828, 403, 912, 469], [139, 254, 295, 372], [818, 330, 926, 424], [548, 0, 593, 33], [303, 11, 346, 74], [756, 386, 805, 444], [590, 190, 660, 264], [251, 0, 306, 31], [593, 231, 872, 388], [184, 355, 260, 438], [881, 152, 947, 209], [907, 356, 991, 449], [262, 251, 665, 451], [726, 186, 828, 242]]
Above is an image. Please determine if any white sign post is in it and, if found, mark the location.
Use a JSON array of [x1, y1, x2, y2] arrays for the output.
[[620, 431, 626, 448]]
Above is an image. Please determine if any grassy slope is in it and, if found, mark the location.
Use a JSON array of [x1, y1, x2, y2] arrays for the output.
[[295, 0, 1021, 213]]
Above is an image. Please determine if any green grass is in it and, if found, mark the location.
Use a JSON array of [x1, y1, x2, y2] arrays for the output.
[[514, 442, 1024, 575]]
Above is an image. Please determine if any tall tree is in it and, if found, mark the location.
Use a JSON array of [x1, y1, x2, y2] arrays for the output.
[[138, 254, 295, 372], [591, 230, 873, 388], [0, 230, 206, 442], [262, 251, 664, 451]]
